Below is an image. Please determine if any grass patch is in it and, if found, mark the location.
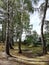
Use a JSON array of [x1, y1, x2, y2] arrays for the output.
[[0, 43, 43, 58], [10, 44, 43, 58], [0, 43, 5, 52]]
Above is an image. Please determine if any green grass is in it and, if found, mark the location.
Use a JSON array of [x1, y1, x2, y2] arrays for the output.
[[0, 43, 42, 55], [10, 44, 43, 58]]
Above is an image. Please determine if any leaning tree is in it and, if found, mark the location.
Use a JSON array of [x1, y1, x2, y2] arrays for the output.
[[40, 0, 48, 54]]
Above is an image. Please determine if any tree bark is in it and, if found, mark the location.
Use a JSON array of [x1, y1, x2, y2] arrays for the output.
[[18, 38, 22, 53], [10, 4, 14, 46], [5, 0, 10, 55], [41, 0, 48, 55], [6, 36, 10, 55], [2, 20, 6, 43]]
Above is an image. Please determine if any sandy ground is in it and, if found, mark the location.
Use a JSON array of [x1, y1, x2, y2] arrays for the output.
[[0, 52, 49, 65]]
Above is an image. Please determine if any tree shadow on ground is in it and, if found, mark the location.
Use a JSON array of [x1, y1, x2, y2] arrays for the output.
[[46, 62, 49, 65], [21, 49, 43, 58]]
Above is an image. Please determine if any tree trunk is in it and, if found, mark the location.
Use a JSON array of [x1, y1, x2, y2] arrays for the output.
[[41, 29, 47, 54], [11, 37, 14, 46], [10, 4, 14, 46], [41, 0, 48, 55], [9, 38, 14, 49], [2, 21, 6, 43], [18, 38, 22, 53], [6, 36, 10, 55], [5, 0, 10, 55]]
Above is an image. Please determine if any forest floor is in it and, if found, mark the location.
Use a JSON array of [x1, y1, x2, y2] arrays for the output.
[[0, 44, 49, 65]]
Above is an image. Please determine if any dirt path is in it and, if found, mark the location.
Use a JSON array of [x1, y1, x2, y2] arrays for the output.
[[0, 52, 49, 65]]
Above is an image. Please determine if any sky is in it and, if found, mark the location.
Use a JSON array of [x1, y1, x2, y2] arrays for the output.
[[22, 0, 45, 40], [0, 24, 2, 30], [30, 0, 49, 35], [30, 11, 41, 35], [29, 0, 43, 35]]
